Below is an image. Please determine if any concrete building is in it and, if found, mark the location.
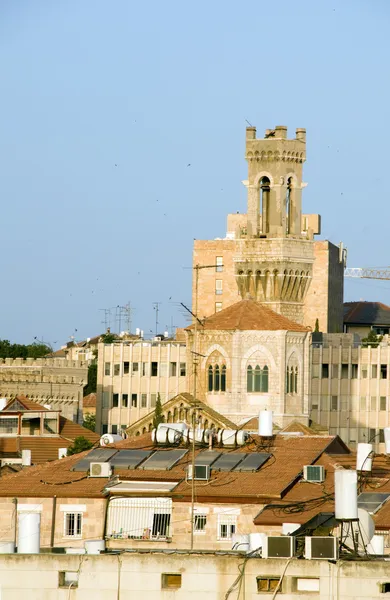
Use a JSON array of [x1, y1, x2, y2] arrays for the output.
[[344, 300, 390, 338], [193, 125, 345, 333], [0, 358, 88, 422], [96, 337, 187, 434]]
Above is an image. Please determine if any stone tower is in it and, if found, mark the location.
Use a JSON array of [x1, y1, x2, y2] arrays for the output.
[[234, 125, 316, 324]]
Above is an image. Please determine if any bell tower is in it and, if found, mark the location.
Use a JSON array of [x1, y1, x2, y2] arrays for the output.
[[234, 125, 314, 325]]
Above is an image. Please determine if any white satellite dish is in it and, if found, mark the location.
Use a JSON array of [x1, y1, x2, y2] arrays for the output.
[[344, 508, 375, 553]]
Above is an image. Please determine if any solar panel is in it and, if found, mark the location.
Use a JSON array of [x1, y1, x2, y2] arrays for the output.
[[233, 452, 271, 472], [195, 450, 221, 467], [138, 449, 188, 471], [110, 450, 153, 469], [72, 448, 118, 472], [358, 492, 390, 514], [211, 453, 247, 472]]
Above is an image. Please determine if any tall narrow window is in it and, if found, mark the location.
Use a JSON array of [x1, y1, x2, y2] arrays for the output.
[[214, 365, 220, 392], [286, 367, 290, 393], [208, 365, 213, 392], [254, 365, 261, 392], [289, 367, 294, 393], [215, 302, 222, 313], [261, 366, 269, 393], [247, 366, 253, 392], [286, 177, 292, 234], [294, 367, 298, 393], [259, 177, 270, 234], [215, 279, 223, 295], [221, 365, 226, 392], [216, 256, 223, 272]]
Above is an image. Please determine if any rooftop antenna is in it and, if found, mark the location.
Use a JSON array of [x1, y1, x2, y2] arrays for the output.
[[245, 119, 253, 127], [99, 308, 112, 330], [153, 302, 161, 336]]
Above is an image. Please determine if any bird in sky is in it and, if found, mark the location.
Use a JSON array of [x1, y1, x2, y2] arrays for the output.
[[187, 164, 191, 167]]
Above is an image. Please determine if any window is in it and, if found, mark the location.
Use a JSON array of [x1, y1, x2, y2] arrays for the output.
[[216, 256, 223, 272], [369, 428, 376, 442], [111, 425, 118, 434], [194, 514, 207, 533], [331, 396, 338, 411], [104, 362, 111, 376], [322, 364, 329, 378], [221, 365, 226, 392], [114, 364, 120, 376], [215, 302, 222, 312], [361, 365, 368, 379], [380, 429, 385, 443], [286, 366, 298, 393], [0, 417, 18, 435], [217, 514, 236, 540], [141, 394, 147, 408], [215, 279, 223, 295], [214, 365, 220, 391], [122, 394, 128, 408], [112, 394, 119, 408], [380, 397, 387, 411], [121, 424, 127, 431], [257, 577, 279, 593], [341, 364, 348, 379], [151, 394, 156, 408], [132, 362, 139, 374], [102, 424, 108, 434], [247, 365, 268, 393], [380, 583, 390, 593], [372, 365, 378, 378], [59, 572, 79, 589], [162, 574, 181, 590], [102, 392, 109, 408], [381, 365, 388, 379], [295, 578, 320, 592], [170, 362, 177, 377], [151, 362, 158, 377], [123, 362, 130, 375], [64, 513, 82, 537], [351, 364, 358, 379], [131, 394, 137, 408], [180, 363, 186, 376], [142, 362, 148, 377]]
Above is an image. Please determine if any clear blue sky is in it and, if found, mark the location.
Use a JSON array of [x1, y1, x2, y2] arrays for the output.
[[1, 0, 389, 347]]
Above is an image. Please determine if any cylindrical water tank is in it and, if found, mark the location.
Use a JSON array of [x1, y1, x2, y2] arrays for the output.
[[158, 422, 187, 434], [235, 430, 248, 446], [231, 534, 249, 551], [85, 539, 105, 555], [356, 443, 373, 471], [188, 429, 210, 444], [155, 428, 181, 445], [259, 410, 273, 437], [384, 427, 390, 454], [217, 430, 240, 446], [248, 533, 267, 553], [22, 449, 31, 466], [100, 434, 122, 446], [0, 541, 15, 554], [17, 512, 40, 553], [58, 448, 68, 460], [367, 534, 385, 555], [335, 469, 358, 520]]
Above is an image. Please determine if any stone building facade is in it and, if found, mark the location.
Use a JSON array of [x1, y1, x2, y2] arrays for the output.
[[96, 339, 187, 434], [0, 358, 88, 422], [193, 125, 345, 332]]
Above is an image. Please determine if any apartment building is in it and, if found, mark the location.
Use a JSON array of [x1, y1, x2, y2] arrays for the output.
[[96, 338, 187, 434], [310, 333, 390, 451]]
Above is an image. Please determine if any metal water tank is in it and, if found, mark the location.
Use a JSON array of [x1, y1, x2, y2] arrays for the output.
[[85, 539, 106, 555], [367, 534, 385, 555], [100, 434, 123, 446], [335, 469, 358, 520], [0, 542, 15, 554], [17, 512, 40, 553], [356, 443, 373, 471], [258, 410, 273, 437]]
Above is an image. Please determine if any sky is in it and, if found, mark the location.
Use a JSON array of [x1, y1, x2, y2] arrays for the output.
[[0, 0, 390, 347]]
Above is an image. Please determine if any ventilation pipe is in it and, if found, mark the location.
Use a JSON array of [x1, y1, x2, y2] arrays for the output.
[[334, 469, 358, 520], [258, 410, 273, 437], [356, 443, 373, 472]]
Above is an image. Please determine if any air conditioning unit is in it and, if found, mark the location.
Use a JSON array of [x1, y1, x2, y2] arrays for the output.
[[90, 462, 112, 477], [305, 536, 338, 560], [262, 536, 295, 559], [187, 464, 210, 481], [303, 465, 325, 483]]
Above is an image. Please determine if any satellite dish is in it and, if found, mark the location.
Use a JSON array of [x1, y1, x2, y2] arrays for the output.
[[344, 508, 375, 553]]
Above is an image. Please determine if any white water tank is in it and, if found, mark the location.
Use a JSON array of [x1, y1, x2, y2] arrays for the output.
[[259, 410, 273, 437], [58, 448, 68, 459], [217, 430, 247, 446], [85, 539, 105, 554], [335, 469, 358, 520], [135, 328, 140, 336], [21, 450, 31, 467], [0, 542, 15, 554], [231, 534, 249, 551], [282, 523, 300, 535], [0, 398, 7, 411], [100, 433, 123, 446], [356, 443, 373, 471], [248, 533, 267, 553], [188, 429, 210, 444], [367, 534, 385, 555], [17, 512, 40, 553], [153, 428, 182, 445], [158, 422, 187, 434], [384, 427, 390, 454]]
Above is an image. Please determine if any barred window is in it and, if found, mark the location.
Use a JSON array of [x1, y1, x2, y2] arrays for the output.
[[64, 513, 82, 537], [217, 514, 236, 541]]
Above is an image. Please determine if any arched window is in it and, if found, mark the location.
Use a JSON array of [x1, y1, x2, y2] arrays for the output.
[[221, 365, 226, 392], [259, 177, 270, 234], [286, 366, 290, 393], [247, 365, 253, 392], [214, 365, 220, 392], [294, 367, 298, 393], [208, 365, 213, 392], [286, 177, 293, 234], [254, 365, 261, 392], [289, 367, 294, 394], [261, 365, 269, 392]]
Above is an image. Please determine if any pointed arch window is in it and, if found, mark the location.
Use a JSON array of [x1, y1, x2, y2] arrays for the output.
[[221, 365, 226, 392], [208, 365, 213, 392], [286, 365, 298, 394], [247, 366, 253, 392], [207, 364, 227, 393], [261, 365, 269, 392], [254, 365, 261, 392], [247, 365, 269, 393], [294, 367, 298, 393], [214, 365, 220, 392]]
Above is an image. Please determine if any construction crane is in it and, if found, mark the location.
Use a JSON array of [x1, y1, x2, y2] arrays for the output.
[[344, 268, 390, 281]]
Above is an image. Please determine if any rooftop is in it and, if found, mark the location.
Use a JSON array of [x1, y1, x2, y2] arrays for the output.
[[344, 301, 390, 326]]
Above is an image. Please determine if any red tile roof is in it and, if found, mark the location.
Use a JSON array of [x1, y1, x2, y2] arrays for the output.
[[4, 396, 50, 412], [83, 393, 97, 408], [187, 299, 308, 332]]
